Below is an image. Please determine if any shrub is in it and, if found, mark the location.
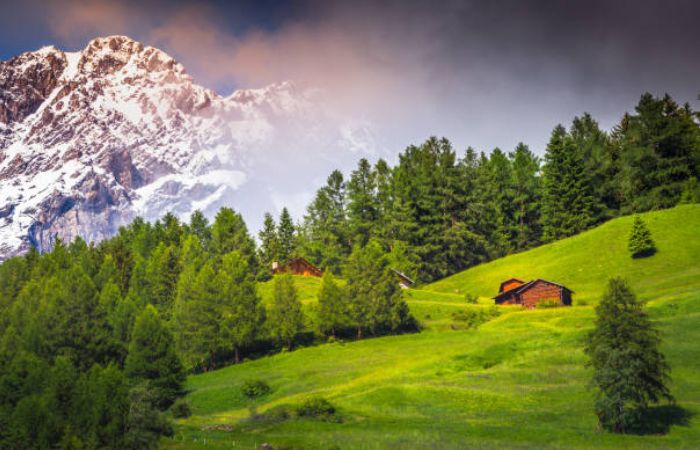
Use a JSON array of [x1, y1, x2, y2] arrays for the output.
[[242, 379, 271, 399], [170, 399, 192, 418], [536, 299, 561, 309], [296, 397, 339, 422], [465, 293, 479, 304], [451, 307, 500, 329]]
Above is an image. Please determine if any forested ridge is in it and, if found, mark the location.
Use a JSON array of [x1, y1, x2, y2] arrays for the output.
[[0, 92, 698, 448], [290, 93, 699, 282]]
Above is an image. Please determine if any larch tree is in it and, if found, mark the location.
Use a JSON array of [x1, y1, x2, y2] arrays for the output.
[[269, 274, 304, 350], [125, 305, 185, 410], [317, 271, 347, 338]]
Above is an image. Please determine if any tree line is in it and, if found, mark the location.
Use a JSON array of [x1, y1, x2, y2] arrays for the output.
[[0, 207, 415, 448], [265, 93, 698, 282]]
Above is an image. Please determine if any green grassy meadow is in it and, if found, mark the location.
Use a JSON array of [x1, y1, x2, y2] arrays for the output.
[[164, 204, 700, 449]]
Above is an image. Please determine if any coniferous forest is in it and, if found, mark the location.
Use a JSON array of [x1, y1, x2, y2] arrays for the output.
[[0, 92, 698, 448]]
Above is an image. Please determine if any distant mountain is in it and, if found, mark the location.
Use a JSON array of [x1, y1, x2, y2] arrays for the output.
[[0, 35, 364, 259]]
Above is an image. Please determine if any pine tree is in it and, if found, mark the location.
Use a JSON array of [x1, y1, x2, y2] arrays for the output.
[[172, 261, 219, 370], [585, 278, 673, 433], [510, 143, 541, 249], [299, 170, 349, 273], [125, 305, 185, 410], [144, 243, 181, 318], [317, 271, 347, 338], [347, 158, 378, 246], [217, 251, 266, 363], [258, 212, 280, 270], [211, 207, 258, 273], [187, 210, 211, 250], [277, 208, 297, 262], [344, 240, 413, 338], [628, 216, 656, 258], [269, 274, 304, 350], [541, 125, 595, 241]]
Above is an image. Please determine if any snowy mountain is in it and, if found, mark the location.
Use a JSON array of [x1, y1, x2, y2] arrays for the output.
[[0, 35, 363, 259]]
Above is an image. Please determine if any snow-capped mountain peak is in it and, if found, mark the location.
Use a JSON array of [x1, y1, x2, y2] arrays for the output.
[[0, 35, 325, 259]]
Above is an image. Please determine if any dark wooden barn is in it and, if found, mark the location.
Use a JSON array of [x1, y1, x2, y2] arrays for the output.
[[494, 278, 573, 308], [272, 257, 323, 277]]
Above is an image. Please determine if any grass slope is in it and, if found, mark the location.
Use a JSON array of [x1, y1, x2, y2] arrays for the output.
[[165, 205, 700, 449], [425, 205, 700, 304]]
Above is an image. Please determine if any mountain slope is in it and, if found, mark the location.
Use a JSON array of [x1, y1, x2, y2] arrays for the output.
[[425, 204, 700, 304], [0, 36, 338, 259], [165, 205, 700, 449]]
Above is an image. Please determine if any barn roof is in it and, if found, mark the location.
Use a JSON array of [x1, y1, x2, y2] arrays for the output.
[[493, 278, 574, 300], [391, 268, 415, 285], [498, 277, 525, 292]]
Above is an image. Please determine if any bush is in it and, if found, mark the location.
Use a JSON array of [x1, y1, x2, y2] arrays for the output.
[[170, 399, 192, 418], [535, 299, 561, 309], [451, 307, 500, 329], [464, 293, 479, 304], [242, 379, 271, 399], [296, 397, 339, 422]]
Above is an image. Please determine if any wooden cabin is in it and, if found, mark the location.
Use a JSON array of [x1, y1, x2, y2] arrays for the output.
[[494, 278, 573, 308], [272, 257, 323, 277], [391, 269, 415, 289]]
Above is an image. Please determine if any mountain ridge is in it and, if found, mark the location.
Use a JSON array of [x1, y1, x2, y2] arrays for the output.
[[0, 35, 327, 259]]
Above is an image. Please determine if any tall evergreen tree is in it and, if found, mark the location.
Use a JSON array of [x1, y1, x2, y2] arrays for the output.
[[541, 125, 595, 241], [347, 158, 379, 246], [211, 207, 258, 272], [277, 207, 296, 262], [258, 212, 280, 269], [217, 251, 266, 363], [317, 271, 347, 338], [616, 93, 700, 212], [300, 170, 350, 273], [125, 305, 185, 410], [344, 240, 413, 338], [269, 274, 304, 350], [585, 278, 673, 433], [510, 143, 542, 249]]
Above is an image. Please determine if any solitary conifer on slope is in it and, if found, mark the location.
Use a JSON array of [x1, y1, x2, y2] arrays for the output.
[[628, 215, 656, 258], [585, 278, 672, 433]]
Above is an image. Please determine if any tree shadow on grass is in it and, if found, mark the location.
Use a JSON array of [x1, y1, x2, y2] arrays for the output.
[[629, 404, 693, 435]]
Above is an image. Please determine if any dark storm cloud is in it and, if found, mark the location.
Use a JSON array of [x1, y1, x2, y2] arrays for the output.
[[1, 0, 698, 156]]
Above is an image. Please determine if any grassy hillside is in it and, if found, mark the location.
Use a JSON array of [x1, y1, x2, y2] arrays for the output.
[[425, 205, 700, 304], [165, 205, 700, 449]]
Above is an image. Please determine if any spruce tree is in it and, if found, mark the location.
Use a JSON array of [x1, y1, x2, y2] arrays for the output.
[[277, 208, 296, 262], [585, 278, 672, 433], [299, 170, 349, 273], [628, 216, 656, 258], [510, 143, 541, 249], [347, 158, 379, 246], [258, 212, 280, 269], [269, 274, 304, 350], [211, 207, 258, 272], [344, 240, 413, 338], [218, 251, 265, 363], [317, 271, 347, 338], [125, 305, 185, 410]]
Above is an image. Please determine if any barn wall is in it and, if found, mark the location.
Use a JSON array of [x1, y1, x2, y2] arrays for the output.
[[519, 281, 563, 308]]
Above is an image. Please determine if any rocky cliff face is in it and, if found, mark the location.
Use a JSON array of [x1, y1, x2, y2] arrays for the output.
[[0, 36, 325, 259]]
